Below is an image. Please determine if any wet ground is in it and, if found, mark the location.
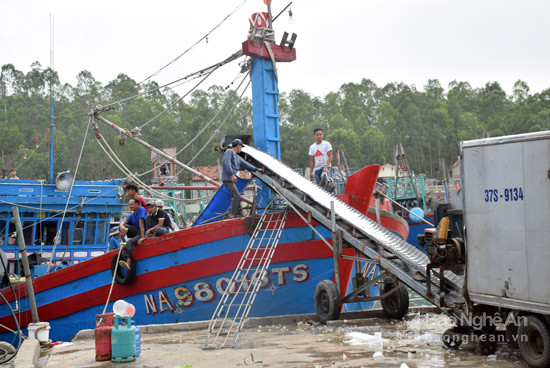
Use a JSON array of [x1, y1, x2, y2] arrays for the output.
[[42, 312, 526, 368]]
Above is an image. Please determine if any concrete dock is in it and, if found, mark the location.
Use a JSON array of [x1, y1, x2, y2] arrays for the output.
[[7, 308, 526, 368]]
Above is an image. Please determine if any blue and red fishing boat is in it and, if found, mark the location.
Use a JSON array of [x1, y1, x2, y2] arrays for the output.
[[0, 6, 409, 346]]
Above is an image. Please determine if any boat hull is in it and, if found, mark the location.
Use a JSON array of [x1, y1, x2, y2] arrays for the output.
[[0, 215, 356, 342]]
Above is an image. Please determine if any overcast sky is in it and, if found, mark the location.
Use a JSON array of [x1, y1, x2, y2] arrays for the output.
[[1, 0, 549, 98]]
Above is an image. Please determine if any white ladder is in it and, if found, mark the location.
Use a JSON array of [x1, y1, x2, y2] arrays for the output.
[[203, 199, 289, 349]]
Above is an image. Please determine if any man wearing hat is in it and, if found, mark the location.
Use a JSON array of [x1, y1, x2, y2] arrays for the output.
[[222, 138, 264, 218], [108, 228, 122, 250], [156, 200, 179, 231], [144, 199, 172, 237]]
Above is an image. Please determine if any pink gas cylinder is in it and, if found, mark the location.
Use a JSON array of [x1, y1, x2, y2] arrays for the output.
[[95, 312, 115, 361]]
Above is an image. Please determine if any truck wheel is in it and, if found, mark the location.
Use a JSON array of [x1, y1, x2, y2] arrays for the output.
[[314, 280, 341, 324], [442, 328, 462, 349], [517, 315, 550, 368], [476, 336, 497, 355], [380, 276, 409, 319]]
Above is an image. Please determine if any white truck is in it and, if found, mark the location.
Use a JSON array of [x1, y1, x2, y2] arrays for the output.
[[422, 130, 550, 367]]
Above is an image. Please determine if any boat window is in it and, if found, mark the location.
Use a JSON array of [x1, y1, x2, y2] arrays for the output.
[[0, 212, 7, 218], [23, 221, 34, 246], [37, 212, 46, 218], [7, 222, 16, 242], [64, 212, 73, 218], [0, 219, 7, 245], [37, 221, 59, 245], [97, 221, 108, 245], [23, 212, 34, 218], [87, 213, 97, 219], [60, 221, 70, 245], [73, 222, 84, 245], [85, 221, 96, 245], [99, 213, 108, 219]]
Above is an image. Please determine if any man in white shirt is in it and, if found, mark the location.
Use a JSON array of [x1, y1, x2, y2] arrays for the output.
[[308, 128, 333, 185]]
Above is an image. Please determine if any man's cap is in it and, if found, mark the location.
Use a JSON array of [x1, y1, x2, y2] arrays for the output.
[[156, 199, 164, 207], [232, 138, 243, 147], [146, 199, 156, 206], [109, 228, 120, 237]]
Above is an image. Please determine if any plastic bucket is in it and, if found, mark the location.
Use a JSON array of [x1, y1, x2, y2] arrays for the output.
[[28, 322, 51, 342]]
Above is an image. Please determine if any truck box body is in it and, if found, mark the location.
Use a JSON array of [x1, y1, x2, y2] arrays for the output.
[[462, 131, 550, 314]]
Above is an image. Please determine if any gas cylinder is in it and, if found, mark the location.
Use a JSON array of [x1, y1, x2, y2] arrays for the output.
[[111, 315, 136, 362], [95, 313, 115, 361], [132, 319, 141, 357]]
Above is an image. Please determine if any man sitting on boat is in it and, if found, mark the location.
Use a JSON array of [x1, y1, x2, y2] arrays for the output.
[[222, 138, 264, 219], [118, 198, 148, 270], [144, 200, 172, 237], [125, 183, 149, 213], [155, 200, 179, 231]]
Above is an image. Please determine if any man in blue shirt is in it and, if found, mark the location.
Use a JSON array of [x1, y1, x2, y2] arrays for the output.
[[222, 139, 264, 218], [118, 198, 147, 270]]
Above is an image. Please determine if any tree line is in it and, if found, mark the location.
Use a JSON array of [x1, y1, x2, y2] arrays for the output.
[[1, 62, 549, 182]]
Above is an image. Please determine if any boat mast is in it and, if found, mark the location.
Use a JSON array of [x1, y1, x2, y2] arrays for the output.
[[245, 2, 296, 208], [48, 14, 55, 184]]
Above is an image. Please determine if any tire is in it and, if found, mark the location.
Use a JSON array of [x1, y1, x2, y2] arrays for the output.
[[110, 254, 136, 285], [314, 280, 341, 324], [380, 276, 409, 319], [442, 328, 462, 349], [517, 315, 550, 368], [476, 336, 498, 355]]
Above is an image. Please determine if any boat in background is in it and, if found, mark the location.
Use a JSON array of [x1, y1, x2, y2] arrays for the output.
[[0, 175, 122, 279]]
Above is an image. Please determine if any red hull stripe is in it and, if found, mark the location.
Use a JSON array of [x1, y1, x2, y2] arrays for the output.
[[0, 240, 338, 330]]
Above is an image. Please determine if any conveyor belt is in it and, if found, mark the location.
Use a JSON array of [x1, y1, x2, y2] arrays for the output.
[[243, 145, 465, 309]]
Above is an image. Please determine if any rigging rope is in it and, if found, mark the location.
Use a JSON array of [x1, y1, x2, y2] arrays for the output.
[[93, 135, 214, 203], [133, 66, 248, 179], [47, 117, 91, 273], [187, 78, 251, 165], [135, 0, 248, 86], [134, 63, 221, 131], [55, 1, 248, 120], [98, 51, 243, 111]]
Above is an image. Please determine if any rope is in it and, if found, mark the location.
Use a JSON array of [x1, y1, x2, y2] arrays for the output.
[[100, 51, 243, 111], [187, 78, 251, 165], [133, 68, 247, 179], [93, 136, 215, 203], [101, 247, 124, 315], [55, 1, 248, 120], [47, 117, 91, 272], [135, 0, 248, 85], [133, 64, 222, 131]]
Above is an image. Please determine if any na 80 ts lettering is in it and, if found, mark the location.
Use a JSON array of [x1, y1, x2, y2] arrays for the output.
[[144, 264, 309, 314]]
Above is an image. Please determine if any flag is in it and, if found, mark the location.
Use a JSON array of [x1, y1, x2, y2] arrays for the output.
[[22, 149, 26, 159], [35, 137, 39, 148], [263, 0, 271, 4]]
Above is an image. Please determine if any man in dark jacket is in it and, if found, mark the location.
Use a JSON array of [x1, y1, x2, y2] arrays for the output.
[[145, 200, 172, 237], [222, 139, 263, 218]]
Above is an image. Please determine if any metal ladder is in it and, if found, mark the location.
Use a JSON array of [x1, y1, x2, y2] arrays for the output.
[[203, 198, 290, 349]]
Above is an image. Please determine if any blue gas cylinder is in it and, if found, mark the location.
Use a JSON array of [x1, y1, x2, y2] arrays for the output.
[[111, 315, 135, 362], [132, 320, 141, 357]]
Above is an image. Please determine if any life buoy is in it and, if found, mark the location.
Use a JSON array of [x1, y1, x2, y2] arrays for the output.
[[110, 254, 136, 285]]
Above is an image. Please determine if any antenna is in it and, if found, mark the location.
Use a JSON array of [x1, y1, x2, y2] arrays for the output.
[[49, 14, 55, 184]]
